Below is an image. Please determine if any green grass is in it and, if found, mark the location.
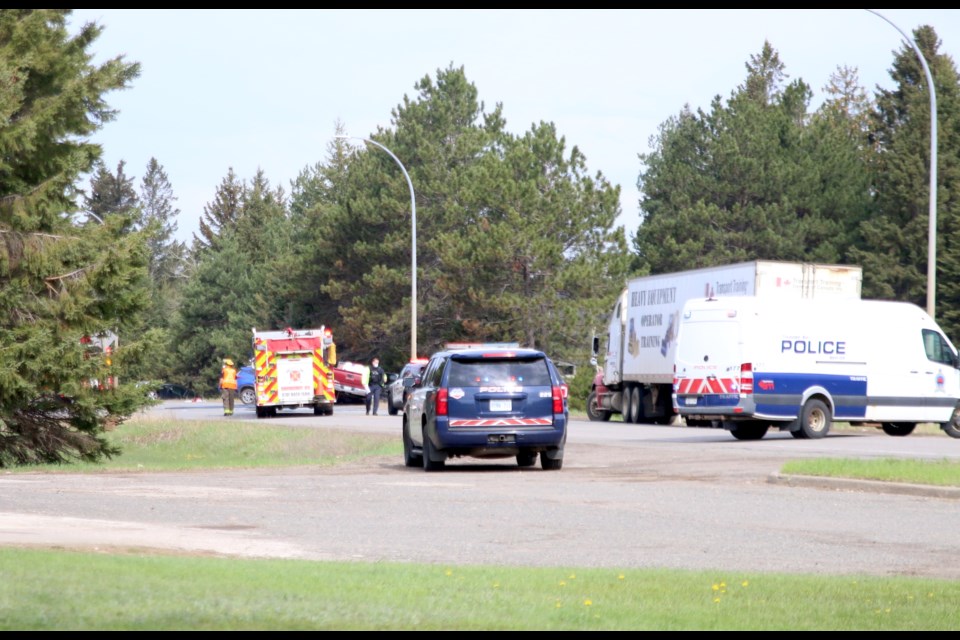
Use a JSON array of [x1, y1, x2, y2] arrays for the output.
[[5, 416, 400, 473], [782, 457, 960, 486], [1, 548, 958, 630], [3, 415, 959, 629]]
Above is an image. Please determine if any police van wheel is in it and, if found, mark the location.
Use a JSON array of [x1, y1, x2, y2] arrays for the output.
[[881, 423, 916, 437], [941, 404, 960, 438], [729, 423, 768, 440], [799, 399, 831, 439]]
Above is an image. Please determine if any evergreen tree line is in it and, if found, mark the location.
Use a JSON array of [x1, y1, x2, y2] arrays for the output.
[[1, 9, 958, 465]]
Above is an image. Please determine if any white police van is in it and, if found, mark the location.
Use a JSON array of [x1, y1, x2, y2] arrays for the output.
[[672, 296, 960, 440]]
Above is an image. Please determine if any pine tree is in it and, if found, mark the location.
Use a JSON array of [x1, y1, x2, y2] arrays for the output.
[[138, 157, 188, 286], [285, 123, 367, 351], [194, 167, 244, 251], [0, 9, 146, 466], [83, 159, 138, 230], [852, 26, 960, 339], [632, 41, 868, 275], [313, 65, 628, 367], [170, 168, 294, 391]]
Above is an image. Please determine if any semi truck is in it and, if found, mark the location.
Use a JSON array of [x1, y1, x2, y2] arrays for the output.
[[587, 260, 863, 424], [251, 326, 337, 418]]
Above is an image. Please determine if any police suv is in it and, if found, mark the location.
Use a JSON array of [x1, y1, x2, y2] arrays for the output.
[[402, 346, 568, 471]]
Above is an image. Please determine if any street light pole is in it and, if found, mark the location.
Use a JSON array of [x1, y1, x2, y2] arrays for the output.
[[336, 135, 418, 360], [866, 9, 938, 318]]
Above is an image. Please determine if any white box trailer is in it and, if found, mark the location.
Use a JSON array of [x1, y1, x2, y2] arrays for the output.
[[672, 296, 960, 440], [587, 260, 863, 424]]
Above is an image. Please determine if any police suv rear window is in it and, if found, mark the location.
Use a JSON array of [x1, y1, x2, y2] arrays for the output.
[[447, 358, 551, 387]]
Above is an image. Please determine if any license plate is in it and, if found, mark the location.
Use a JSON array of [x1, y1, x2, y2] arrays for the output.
[[684, 397, 698, 406], [490, 399, 511, 412]]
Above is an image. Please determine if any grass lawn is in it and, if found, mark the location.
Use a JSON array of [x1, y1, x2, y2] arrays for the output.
[[1, 414, 957, 630]]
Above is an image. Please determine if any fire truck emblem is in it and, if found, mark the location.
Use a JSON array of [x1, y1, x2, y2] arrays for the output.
[[290, 370, 301, 382]]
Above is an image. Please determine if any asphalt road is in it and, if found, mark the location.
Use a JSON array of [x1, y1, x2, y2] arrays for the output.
[[1, 399, 959, 579]]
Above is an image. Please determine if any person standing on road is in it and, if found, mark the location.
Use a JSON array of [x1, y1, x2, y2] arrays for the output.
[[219, 358, 238, 416], [365, 357, 386, 416]]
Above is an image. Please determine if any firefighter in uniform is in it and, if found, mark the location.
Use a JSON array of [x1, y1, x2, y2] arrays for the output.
[[219, 358, 238, 416]]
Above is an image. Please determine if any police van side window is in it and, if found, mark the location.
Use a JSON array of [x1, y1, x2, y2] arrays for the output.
[[922, 330, 957, 366]]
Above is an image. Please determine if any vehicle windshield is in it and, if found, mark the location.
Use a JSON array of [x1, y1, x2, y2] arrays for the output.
[[447, 358, 551, 387]]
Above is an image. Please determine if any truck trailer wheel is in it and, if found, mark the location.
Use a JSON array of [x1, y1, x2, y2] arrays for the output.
[[798, 398, 831, 439], [628, 386, 643, 423], [586, 392, 611, 422], [619, 386, 636, 423]]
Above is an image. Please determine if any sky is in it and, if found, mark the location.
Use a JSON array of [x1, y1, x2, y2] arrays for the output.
[[67, 9, 960, 245]]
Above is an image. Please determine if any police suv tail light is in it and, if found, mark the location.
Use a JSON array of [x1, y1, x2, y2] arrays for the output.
[[740, 363, 754, 394], [436, 387, 449, 416], [552, 386, 564, 414]]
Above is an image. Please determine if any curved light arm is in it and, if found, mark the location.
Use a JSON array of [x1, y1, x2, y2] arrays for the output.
[[335, 135, 418, 359], [866, 9, 938, 318]]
